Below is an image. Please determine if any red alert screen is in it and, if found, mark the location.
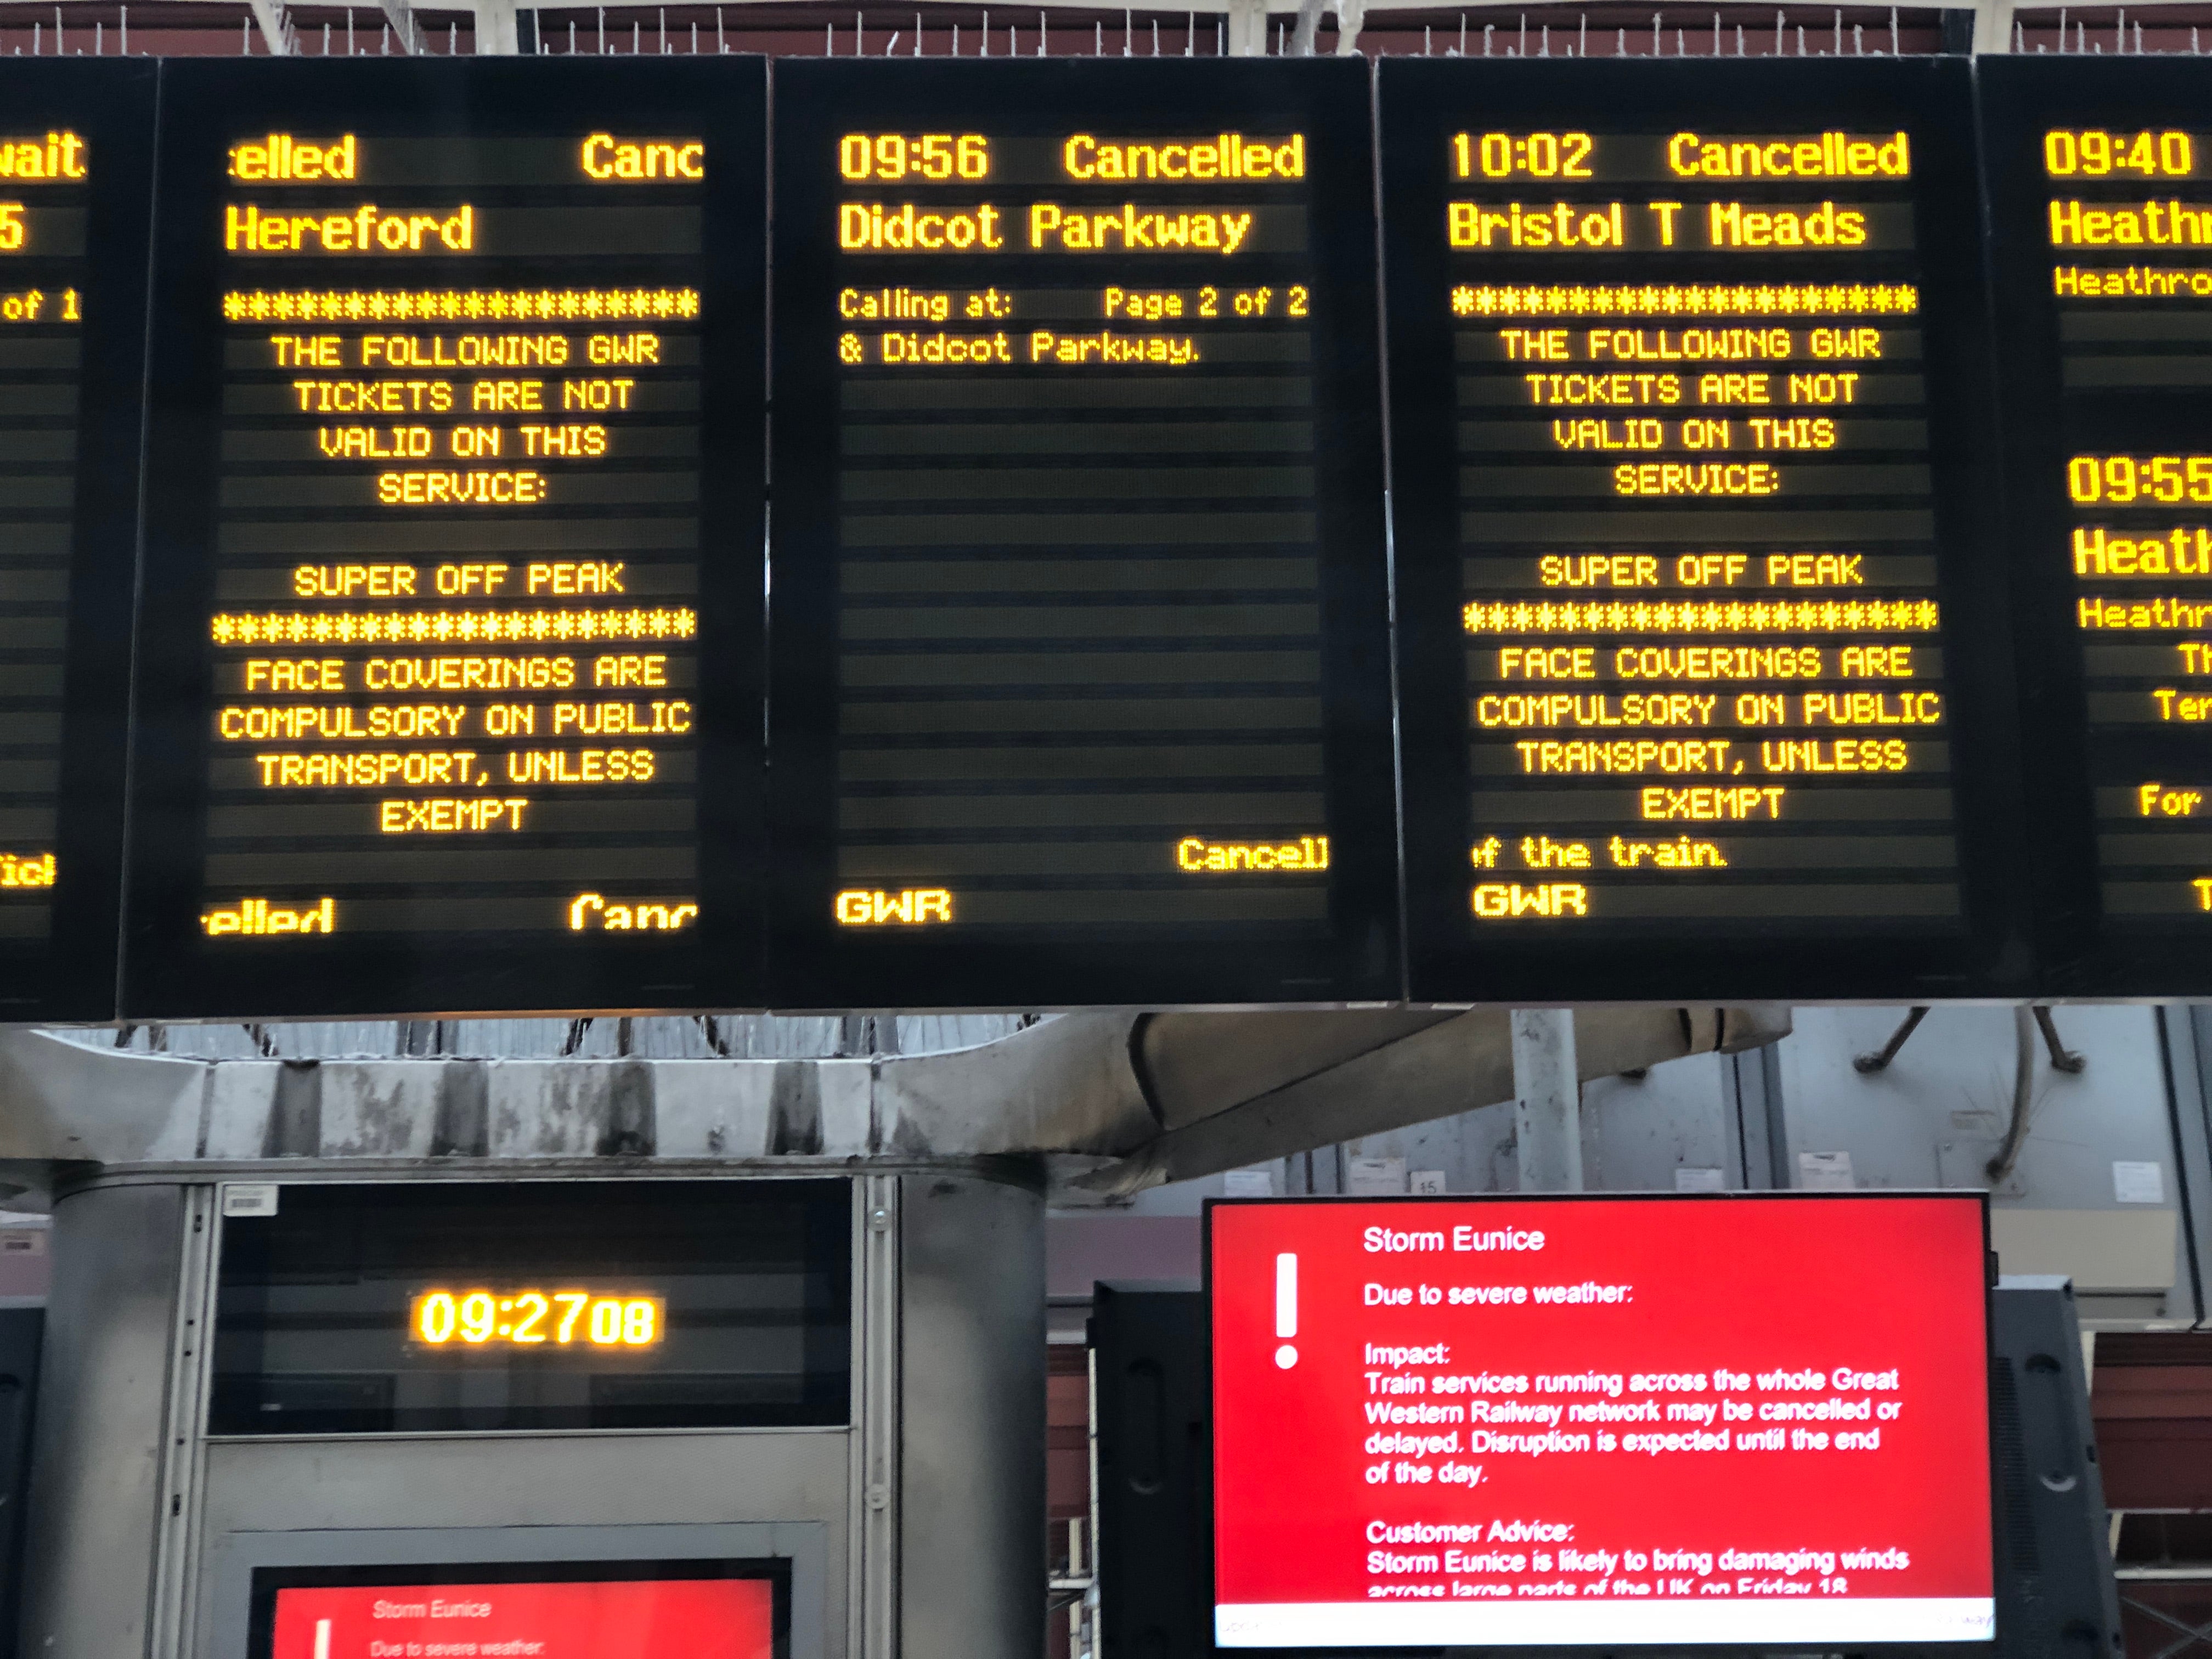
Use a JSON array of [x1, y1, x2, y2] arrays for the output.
[[1209, 1194, 1993, 1649], [267, 1575, 775, 1659]]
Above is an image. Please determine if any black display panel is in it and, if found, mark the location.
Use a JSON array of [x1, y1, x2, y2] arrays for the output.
[[209, 1179, 851, 1435], [124, 59, 767, 1020], [1981, 60, 2212, 996], [0, 64, 154, 1023], [769, 60, 1398, 1008], [1384, 59, 2028, 1002]]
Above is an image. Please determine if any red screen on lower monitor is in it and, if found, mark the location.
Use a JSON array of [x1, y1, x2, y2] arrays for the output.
[[268, 1576, 776, 1659], [1209, 1194, 1994, 1649]]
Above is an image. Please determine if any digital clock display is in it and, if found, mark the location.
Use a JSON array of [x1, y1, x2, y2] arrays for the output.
[[409, 1287, 663, 1347], [837, 131, 991, 182], [211, 1180, 851, 1435], [2044, 127, 2196, 179], [1453, 130, 1596, 179]]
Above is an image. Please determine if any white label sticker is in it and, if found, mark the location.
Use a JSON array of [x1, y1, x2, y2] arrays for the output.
[[1345, 1156, 1407, 1197], [222, 1182, 280, 1218], [1797, 1150, 1856, 1191], [1222, 1169, 1275, 1199], [1410, 1169, 1448, 1196], [2114, 1161, 2166, 1205], [1674, 1166, 1727, 1193]]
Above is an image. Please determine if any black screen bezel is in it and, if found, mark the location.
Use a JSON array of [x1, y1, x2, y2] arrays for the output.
[[766, 58, 1402, 1010], [122, 57, 770, 1020], [1383, 58, 2033, 1004], [0, 61, 156, 1024], [247, 1557, 792, 1659]]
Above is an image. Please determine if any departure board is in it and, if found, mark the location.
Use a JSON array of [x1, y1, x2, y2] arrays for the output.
[[769, 60, 1398, 1008], [0, 65, 153, 1023], [125, 60, 767, 1019], [1982, 60, 2212, 996], [1384, 60, 2027, 1003]]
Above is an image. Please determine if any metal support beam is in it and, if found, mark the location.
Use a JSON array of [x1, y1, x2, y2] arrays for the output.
[[1224, 0, 1266, 55], [0, 1007, 1788, 1210], [381, 0, 420, 52], [245, 0, 292, 53], [1334, 0, 1367, 53], [369, 0, 1884, 15], [1972, 0, 2016, 52], [475, 0, 520, 53], [1511, 1009, 1583, 1193]]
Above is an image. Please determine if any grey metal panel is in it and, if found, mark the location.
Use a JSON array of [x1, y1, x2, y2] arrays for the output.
[[194, 1440, 849, 1658], [1260, 1046, 1742, 1198], [19, 1183, 186, 1659], [1772, 1007, 2191, 1326], [194, 1432, 852, 1542], [1327, 1101, 1515, 1196], [1775, 1007, 2176, 1196], [900, 1170, 1045, 1659], [1577, 1052, 1737, 1191]]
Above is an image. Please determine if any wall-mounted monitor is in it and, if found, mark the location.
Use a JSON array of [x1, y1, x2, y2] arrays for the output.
[[250, 1559, 786, 1659], [124, 59, 769, 1019], [1383, 59, 2029, 1002], [1207, 1192, 1994, 1650], [1981, 58, 2212, 995], [0, 62, 155, 1022], [768, 59, 1399, 1008]]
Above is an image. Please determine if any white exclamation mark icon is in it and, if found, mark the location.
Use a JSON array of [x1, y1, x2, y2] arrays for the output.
[[1274, 1252, 1299, 1369], [313, 1618, 332, 1659]]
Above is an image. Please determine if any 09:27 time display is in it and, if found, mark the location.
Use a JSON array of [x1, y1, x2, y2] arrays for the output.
[[409, 1288, 664, 1348]]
